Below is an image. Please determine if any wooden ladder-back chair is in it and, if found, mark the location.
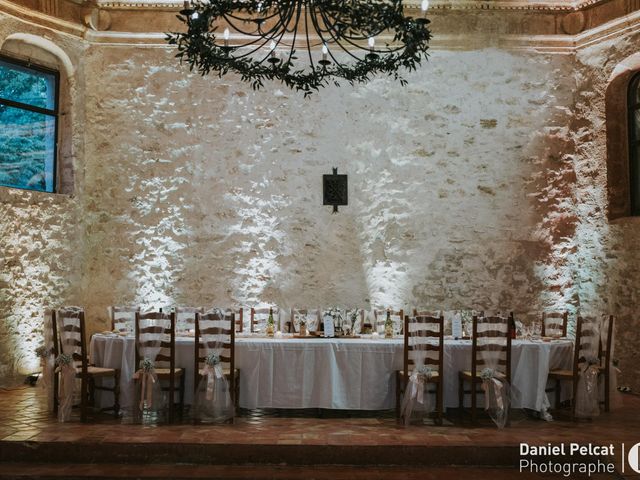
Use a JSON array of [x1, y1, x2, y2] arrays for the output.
[[110, 306, 139, 334], [541, 311, 568, 338], [396, 314, 444, 425], [134, 310, 184, 422], [53, 307, 120, 421], [194, 310, 239, 419], [458, 313, 512, 425], [233, 307, 244, 333], [174, 306, 204, 335], [547, 316, 600, 419]]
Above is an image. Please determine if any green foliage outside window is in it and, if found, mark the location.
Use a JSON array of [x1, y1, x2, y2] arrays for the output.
[[0, 57, 58, 193]]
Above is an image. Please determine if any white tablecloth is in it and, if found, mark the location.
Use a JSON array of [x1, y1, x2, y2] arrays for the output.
[[89, 334, 572, 411]]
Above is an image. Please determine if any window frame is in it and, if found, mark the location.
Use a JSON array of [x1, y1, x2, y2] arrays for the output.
[[0, 53, 60, 193]]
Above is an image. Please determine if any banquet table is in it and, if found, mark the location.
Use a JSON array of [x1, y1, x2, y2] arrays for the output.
[[89, 334, 572, 412]]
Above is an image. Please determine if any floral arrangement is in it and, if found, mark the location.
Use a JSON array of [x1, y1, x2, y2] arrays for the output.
[[139, 357, 155, 372], [206, 353, 220, 367], [35, 345, 50, 359], [480, 367, 496, 380], [584, 355, 600, 366], [55, 353, 73, 366], [415, 364, 433, 380]]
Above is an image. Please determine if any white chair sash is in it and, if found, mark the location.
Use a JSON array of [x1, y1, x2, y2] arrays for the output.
[[477, 319, 511, 428], [133, 358, 158, 410], [55, 308, 83, 422], [574, 319, 601, 418], [194, 310, 233, 423]]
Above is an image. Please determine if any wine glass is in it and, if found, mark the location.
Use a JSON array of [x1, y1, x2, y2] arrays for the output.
[[533, 321, 542, 338]]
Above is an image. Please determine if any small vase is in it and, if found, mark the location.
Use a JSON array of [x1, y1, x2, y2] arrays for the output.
[[299, 325, 307, 336], [266, 324, 274, 337]]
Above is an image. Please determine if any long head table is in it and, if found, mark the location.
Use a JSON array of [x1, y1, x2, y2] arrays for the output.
[[89, 334, 572, 412]]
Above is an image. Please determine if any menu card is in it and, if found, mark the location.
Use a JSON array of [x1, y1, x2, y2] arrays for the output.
[[323, 315, 335, 337]]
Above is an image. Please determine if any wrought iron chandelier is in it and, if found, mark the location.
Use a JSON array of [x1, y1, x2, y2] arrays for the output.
[[167, 1, 432, 95]]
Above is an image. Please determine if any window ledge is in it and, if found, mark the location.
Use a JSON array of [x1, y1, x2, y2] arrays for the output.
[[0, 185, 74, 206]]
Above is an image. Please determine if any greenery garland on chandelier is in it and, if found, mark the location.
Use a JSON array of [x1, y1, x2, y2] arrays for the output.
[[166, 0, 432, 96]]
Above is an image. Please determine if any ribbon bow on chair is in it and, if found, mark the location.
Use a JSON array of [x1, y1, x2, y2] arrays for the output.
[[133, 358, 157, 410], [401, 365, 433, 426], [408, 365, 433, 406], [479, 367, 510, 428], [203, 353, 224, 401], [480, 368, 505, 411], [581, 355, 601, 395]]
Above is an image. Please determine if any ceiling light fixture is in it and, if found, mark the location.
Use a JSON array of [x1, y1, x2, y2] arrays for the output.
[[167, 1, 432, 96]]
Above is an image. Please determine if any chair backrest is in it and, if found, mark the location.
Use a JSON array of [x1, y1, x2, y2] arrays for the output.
[[233, 307, 243, 333], [54, 307, 88, 374], [174, 306, 204, 334], [572, 316, 601, 377], [134, 311, 176, 371], [471, 313, 512, 382], [110, 305, 140, 334], [541, 311, 568, 337], [250, 307, 278, 333], [290, 308, 321, 333], [374, 309, 404, 334], [194, 310, 235, 399], [403, 314, 444, 386], [413, 309, 441, 317]]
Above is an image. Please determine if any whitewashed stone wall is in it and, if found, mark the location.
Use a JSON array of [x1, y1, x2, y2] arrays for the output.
[[0, 14, 85, 384], [0, 10, 639, 391]]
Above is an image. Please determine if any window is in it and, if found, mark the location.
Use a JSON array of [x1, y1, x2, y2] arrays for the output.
[[0, 54, 59, 193], [630, 72, 640, 216]]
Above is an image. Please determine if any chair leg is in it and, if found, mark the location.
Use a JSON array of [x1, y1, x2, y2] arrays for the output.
[[235, 372, 240, 410], [80, 376, 88, 423], [471, 379, 477, 425], [180, 373, 185, 418], [437, 381, 444, 426], [53, 370, 59, 414], [88, 377, 96, 407], [114, 370, 120, 417], [395, 371, 402, 421], [604, 373, 610, 413], [458, 375, 464, 423]]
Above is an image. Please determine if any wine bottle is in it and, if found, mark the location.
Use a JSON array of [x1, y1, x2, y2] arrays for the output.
[[267, 307, 274, 336], [384, 310, 394, 338]]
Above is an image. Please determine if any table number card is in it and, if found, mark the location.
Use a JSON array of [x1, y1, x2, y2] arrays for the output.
[[323, 315, 335, 337]]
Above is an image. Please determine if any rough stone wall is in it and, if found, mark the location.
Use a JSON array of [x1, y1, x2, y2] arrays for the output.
[[80, 47, 572, 320], [0, 10, 639, 392], [0, 13, 86, 384], [571, 32, 640, 391]]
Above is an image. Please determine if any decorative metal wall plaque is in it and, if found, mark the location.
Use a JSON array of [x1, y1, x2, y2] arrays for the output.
[[323, 167, 348, 213]]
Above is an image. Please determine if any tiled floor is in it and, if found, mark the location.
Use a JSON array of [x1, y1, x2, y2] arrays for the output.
[[1, 386, 639, 478], [1, 385, 639, 447]]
